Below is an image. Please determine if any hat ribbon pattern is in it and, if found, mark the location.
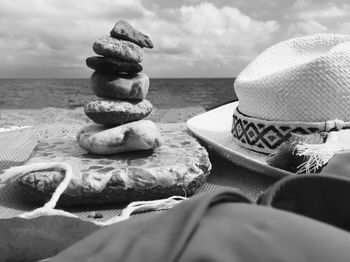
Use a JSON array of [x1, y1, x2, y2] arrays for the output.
[[231, 108, 350, 154]]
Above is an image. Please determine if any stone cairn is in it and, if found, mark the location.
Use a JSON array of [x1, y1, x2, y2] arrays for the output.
[[78, 20, 160, 154], [85, 20, 154, 127]]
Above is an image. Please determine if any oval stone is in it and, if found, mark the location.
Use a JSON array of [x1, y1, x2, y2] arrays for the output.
[[76, 120, 163, 155], [86, 56, 143, 74], [90, 72, 149, 100], [93, 37, 143, 63], [84, 99, 153, 125]]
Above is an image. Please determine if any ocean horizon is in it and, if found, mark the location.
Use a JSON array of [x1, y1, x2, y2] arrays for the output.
[[0, 78, 237, 110]]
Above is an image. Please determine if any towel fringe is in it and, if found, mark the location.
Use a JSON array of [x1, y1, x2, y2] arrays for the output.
[[295, 131, 342, 174]]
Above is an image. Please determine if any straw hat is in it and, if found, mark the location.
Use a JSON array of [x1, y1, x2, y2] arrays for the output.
[[188, 33, 350, 177], [232, 33, 350, 154]]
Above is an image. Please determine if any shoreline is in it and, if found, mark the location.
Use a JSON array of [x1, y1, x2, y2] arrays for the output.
[[0, 106, 205, 126]]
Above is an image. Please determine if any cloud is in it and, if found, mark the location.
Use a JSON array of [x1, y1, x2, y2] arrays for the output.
[[297, 5, 348, 20], [0, 0, 280, 78], [284, 0, 350, 35], [292, 0, 349, 19], [0, 0, 152, 78], [130, 2, 280, 77], [294, 21, 328, 34]]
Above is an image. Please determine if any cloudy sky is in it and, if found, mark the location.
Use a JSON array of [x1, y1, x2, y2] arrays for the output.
[[1, 0, 350, 78]]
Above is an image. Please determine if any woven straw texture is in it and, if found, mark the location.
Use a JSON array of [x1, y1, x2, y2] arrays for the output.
[[235, 34, 350, 122], [0, 123, 277, 222]]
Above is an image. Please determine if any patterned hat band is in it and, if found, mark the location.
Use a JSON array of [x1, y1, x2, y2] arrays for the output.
[[231, 108, 350, 154]]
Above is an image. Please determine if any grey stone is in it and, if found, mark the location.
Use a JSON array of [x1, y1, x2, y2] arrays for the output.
[[93, 37, 143, 63], [90, 72, 149, 100], [86, 56, 142, 74], [84, 99, 153, 125], [110, 20, 153, 48]]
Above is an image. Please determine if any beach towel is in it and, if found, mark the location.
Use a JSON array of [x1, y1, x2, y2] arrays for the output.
[[0, 123, 276, 221], [0, 127, 38, 172]]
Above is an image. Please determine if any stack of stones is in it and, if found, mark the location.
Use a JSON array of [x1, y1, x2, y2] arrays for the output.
[[85, 20, 154, 127], [77, 20, 162, 155]]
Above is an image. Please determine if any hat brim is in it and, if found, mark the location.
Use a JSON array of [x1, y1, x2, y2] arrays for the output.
[[186, 102, 293, 178]]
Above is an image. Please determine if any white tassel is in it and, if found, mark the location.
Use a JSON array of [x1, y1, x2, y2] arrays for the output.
[[1, 162, 186, 226], [295, 131, 349, 174], [19, 208, 78, 219], [1, 162, 78, 219], [94, 196, 187, 226], [0, 162, 71, 184]]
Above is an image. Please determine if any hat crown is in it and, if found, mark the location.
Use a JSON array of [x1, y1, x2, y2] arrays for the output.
[[235, 34, 350, 122]]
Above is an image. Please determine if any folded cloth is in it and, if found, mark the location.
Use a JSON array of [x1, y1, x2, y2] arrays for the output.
[[0, 216, 99, 262], [260, 173, 350, 231], [0, 127, 38, 173], [50, 189, 350, 262]]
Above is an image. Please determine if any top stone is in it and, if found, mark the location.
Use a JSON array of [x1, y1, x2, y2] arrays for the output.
[[93, 37, 144, 63], [110, 20, 154, 49]]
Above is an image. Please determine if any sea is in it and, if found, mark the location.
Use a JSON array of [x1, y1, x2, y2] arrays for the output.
[[0, 78, 237, 110]]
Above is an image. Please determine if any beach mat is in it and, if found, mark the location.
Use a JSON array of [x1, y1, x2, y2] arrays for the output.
[[0, 127, 38, 171], [0, 123, 277, 222]]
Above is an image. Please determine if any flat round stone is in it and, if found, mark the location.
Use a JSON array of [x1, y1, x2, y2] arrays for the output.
[[90, 72, 149, 100], [93, 37, 143, 63], [86, 56, 142, 74], [84, 99, 153, 125], [17, 125, 211, 206]]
